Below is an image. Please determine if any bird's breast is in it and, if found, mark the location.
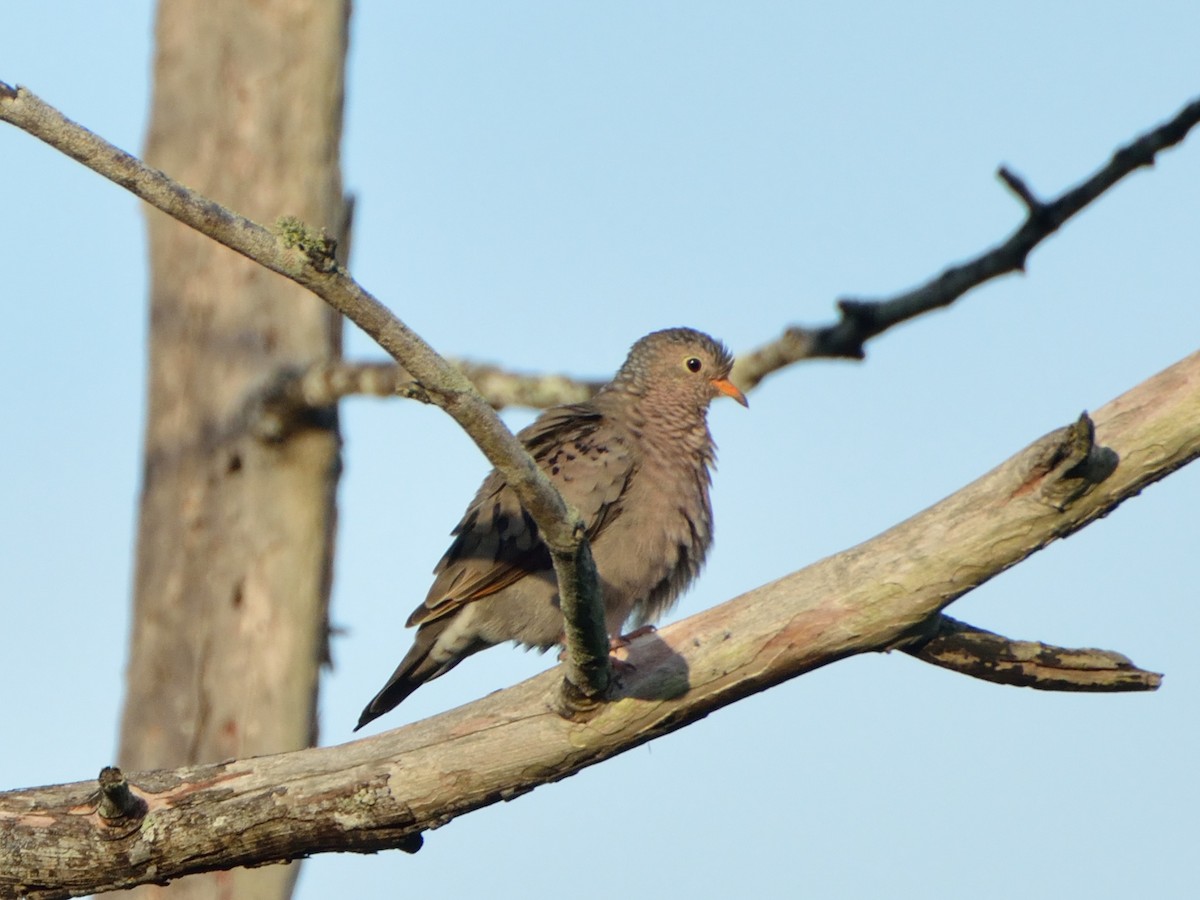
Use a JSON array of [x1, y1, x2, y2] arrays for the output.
[[590, 456, 714, 628]]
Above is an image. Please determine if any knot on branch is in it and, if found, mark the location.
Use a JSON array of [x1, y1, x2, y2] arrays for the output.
[[810, 303, 871, 360], [397, 381, 434, 404], [553, 671, 612, 721], [1111, 143, 1157, 173], [1012, 412, 1118, 509], [96, 766, 148, 823], [541, 513, 588, 558], [0, 81, 18, 101], [275, 215, 339, 273]]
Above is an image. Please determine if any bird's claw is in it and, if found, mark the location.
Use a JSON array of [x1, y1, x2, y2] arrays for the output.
[[609, 624, 657, 650]]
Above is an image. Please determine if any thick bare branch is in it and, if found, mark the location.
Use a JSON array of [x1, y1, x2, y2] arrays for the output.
[[0, 82, 611, 705], [902, 615, 1163, 691], [3, 345, 1197, 898], [731, 96, 1200, 391]]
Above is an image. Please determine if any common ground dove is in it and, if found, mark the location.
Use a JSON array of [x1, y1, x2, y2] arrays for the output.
[[356, 328, 746, 729]]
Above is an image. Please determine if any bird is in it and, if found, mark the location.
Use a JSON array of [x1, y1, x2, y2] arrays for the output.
[[356, 327, 746, 730]]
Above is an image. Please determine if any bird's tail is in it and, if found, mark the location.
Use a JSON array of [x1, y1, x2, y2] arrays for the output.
[[355, 619, 466, 731]]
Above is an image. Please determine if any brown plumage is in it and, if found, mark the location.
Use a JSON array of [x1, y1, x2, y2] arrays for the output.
[[356, 328, 746, 729]]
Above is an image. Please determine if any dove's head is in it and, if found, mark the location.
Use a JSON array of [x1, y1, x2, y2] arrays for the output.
[[609, 327, 748, 415]]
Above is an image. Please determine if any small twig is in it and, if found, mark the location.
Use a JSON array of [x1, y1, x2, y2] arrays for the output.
[[902, 615, 1162, 692], [731, 95, 1200, 391], [996, 165, 1046, 217]]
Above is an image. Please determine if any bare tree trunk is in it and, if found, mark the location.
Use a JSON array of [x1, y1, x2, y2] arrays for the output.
[[116, 2, 350, 898]]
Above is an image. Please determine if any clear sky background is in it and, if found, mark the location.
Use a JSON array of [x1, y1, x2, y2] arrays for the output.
[[3, 3, 1199, 899]]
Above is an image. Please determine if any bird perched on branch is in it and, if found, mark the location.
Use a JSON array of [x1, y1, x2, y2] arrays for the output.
[[356, 327, 746, 729]]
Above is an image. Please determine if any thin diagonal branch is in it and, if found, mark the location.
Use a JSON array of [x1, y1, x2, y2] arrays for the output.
[[731, 96, 1200, 391], [902, 615, 1163, 691], [0, 82, 611, 706]]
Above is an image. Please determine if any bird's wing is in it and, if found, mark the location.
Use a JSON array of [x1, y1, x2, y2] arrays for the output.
[[407, 405, 637, 627]]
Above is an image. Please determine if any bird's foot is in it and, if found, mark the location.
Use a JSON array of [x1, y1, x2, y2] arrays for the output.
[[607, 625, 658, 674], [609, 624, 657, 649]]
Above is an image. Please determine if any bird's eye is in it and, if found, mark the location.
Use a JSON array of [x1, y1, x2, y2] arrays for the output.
[[685, 357, 703, 373]]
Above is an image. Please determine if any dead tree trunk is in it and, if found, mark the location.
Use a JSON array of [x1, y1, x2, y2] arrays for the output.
[[116, 2, 350, 898]]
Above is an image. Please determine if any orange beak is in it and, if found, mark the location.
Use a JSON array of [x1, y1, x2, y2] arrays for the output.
[[712, 377, 749, 407]]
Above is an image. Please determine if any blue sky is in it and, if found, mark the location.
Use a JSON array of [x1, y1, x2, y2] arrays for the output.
[[3, 3, 1199, 898]]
